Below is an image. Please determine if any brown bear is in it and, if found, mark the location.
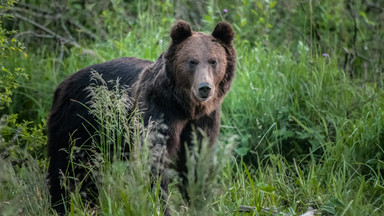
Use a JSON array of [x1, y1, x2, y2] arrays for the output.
[[47, 20, 236, 215]]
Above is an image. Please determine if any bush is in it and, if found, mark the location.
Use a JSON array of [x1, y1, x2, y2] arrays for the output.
[[0, 0, 47, 168], [0, 0, 26, 110]]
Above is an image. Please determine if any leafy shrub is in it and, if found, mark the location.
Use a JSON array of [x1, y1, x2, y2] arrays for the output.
[[0, 0, 26, 110], [0, 0, 47, 168], [0, 114, 47, 166]]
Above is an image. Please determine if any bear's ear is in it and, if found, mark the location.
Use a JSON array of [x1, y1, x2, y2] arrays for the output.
[[212, 22, 234, 45], [170, 20, 192, 44]]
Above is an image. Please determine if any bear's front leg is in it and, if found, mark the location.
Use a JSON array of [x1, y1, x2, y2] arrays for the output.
[[143, 110, 187, 216], [176, 109, 221, 201]]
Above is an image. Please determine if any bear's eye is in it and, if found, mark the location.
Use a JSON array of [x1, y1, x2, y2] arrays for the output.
[[189, 60, 198, 67], [209, 60, 217, 66]]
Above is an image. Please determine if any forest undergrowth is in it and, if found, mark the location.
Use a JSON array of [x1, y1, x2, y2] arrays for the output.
[[1, 0, 383, 215]]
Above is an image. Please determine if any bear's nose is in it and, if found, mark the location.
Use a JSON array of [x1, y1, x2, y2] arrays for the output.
[[198, 83, 212, 99]]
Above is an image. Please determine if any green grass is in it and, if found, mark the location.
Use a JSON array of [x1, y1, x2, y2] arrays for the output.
[[1, 0, 384, 215]]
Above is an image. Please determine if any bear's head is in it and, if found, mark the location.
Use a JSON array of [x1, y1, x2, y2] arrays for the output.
[[164, 20, 236, 117]]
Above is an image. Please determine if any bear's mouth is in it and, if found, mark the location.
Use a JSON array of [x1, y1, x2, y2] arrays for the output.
[[196, 95, 212, 102]]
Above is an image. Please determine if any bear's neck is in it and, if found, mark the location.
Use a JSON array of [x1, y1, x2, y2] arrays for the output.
[[171, 88, 218, 120]]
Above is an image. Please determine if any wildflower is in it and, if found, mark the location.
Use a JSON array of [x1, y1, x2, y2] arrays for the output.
[[322, 53, 330, 64], [223, 9, 228, 13]]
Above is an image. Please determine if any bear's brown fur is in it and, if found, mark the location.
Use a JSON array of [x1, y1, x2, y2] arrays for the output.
[[47, 20, 236, 215]]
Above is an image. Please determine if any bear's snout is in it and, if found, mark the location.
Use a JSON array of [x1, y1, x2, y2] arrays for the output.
[[194, 82, 214, 102], [198, 83, 212, 99]]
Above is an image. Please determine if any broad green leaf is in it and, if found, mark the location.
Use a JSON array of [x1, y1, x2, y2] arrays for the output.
[[270, 1, 277, 8], [256, 2, 263, 9], [241, 18, 247, 27], [235, 147, 249, 156]]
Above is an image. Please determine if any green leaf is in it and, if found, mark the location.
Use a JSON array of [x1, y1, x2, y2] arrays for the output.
[[258, 17, 265, 24], [359, 11, 367, 19], [269, 1, 277, 8], [203, 15, 213, 22], [235, 147, 249, 156], [241, 18, 247, 27]]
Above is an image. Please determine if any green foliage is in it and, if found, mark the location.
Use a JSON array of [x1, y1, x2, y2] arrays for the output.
[[0, 0, 26, 110], [221, 43, 384, 168], [0, 156, 50, 215], [0, 0, 46, 170], [0, 114, 47, 166]]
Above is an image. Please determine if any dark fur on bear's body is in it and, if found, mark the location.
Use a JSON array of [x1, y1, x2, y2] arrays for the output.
[[47, 20, 236, 215], [47, 57, 152, 213]]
